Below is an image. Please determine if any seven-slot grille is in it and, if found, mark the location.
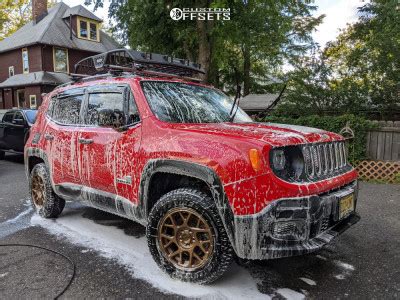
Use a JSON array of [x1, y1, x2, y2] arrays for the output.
[[302, 141, 348, 180]]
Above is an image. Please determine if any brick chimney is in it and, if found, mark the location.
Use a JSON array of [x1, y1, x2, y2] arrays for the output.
[[32, 0, 48, 24]]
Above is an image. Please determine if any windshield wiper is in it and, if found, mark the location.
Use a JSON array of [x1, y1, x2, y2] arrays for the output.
[[229, 85, 242, 122]]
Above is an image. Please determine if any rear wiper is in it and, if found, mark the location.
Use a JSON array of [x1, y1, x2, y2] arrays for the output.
[[229, 85, 242, 122]]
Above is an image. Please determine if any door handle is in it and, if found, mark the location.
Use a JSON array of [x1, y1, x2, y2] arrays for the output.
[[44, 134, 54, 141], [78, 138, 93, 144]]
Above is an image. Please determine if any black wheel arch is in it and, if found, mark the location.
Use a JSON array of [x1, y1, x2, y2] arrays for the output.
[[139, 159, 236, 247]]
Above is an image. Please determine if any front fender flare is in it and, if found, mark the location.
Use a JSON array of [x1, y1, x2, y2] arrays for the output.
[[139, 159, 236, 248]]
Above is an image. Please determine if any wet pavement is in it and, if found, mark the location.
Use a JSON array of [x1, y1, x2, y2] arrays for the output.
[[0, 153, 399, 299]]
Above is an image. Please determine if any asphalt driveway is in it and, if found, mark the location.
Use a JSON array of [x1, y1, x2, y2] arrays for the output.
[[0, 154, 399, 299]]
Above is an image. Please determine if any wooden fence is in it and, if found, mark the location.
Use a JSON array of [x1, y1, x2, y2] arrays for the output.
[[356, 121, 400, 183], [366, 121, 400, 161]]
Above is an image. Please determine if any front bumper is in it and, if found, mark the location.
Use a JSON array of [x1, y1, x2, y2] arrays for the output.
[[232, 181, 360, 259]]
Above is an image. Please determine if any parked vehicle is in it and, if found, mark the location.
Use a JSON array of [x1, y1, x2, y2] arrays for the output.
[[0, 109, 37, 159], [25, 50, 360, 284]]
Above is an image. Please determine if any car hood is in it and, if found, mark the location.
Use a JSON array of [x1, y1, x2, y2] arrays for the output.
[[174, 122, 343, 147]]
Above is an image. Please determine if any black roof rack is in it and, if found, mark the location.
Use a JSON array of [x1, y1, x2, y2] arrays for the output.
[[74, 49, 205, 80]]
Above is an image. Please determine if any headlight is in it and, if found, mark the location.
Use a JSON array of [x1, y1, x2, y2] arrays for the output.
[[270, 146, 305, 182], [271, 149, 286, 170]]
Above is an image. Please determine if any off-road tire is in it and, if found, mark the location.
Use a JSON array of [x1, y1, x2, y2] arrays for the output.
[[29, 163, 65, 218], [147, 188, 234, 284], [0, 151, 5, 160]]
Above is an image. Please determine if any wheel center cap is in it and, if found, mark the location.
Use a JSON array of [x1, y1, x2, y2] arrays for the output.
[[177, 228, 194, 248]]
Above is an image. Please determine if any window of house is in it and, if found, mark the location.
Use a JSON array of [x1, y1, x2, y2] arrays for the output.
[[79, 20, 88, 38], [53, 48, 69, 73], [90, 23, 98, 41], [29, 95, 37, 109], [78, 17, 99, 42], [9, 66, 14, 77], [17, 89, 25, 108], [53, 94, 84, 124], [22, 48, 29, 73]]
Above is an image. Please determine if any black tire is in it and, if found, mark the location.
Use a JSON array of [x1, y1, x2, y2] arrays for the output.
[[0, 151, 4, 160], [29, 163, 65, 218], [147, 188, 234, 284]]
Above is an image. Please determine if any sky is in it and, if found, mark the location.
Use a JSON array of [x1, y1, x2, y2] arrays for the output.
[[61, 0, 368, 47]]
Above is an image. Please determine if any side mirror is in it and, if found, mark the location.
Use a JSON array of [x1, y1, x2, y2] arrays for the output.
[[13, 118, 25, 126], [98, 109, 126, 129]]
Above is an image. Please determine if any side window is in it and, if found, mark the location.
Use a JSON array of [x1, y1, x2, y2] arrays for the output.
[[86, 92, 124, 127], [53, 94, 83, 125], [46, 97, 57, 118], [127, 90, 140, 124], [13, 111, 24, 122], [2, 112, 14, 123]]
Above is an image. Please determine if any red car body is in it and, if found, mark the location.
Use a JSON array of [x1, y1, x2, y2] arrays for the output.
[[25, 75, 359, 260]]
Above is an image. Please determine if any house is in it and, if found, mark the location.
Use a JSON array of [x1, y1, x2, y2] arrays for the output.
[[239, 93, 281, 115], [0, 0, 120, 109]]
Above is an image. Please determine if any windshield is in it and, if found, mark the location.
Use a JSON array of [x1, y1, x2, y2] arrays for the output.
[[25, 110, 37, 123], [141, 81, 252, 123]]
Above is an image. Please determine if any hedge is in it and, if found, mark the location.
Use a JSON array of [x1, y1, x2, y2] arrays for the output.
[[258, 114, 377, 163]]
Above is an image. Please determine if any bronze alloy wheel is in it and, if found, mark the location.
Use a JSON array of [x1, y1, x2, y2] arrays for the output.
[[31, 174, 45, 208], [158, 207, 214, 271]]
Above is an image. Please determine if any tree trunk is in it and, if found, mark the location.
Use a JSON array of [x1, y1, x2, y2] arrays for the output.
[[243, 44, 251, 96], [197, 18, 213, 82]]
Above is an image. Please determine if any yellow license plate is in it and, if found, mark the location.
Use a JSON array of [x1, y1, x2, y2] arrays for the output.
[[339, 194, 354, 219]]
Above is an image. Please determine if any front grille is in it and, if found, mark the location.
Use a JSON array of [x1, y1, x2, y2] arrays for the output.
[[302, 141, 349, 181]]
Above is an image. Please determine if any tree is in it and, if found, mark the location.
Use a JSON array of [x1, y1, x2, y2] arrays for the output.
[[324, 0, 400, 117], [0, 0, 58, 41], [85, 0, 322, 94], [214, 0, 323, 95], [275, 0, 400, 119], [0, 0, 31, 41]]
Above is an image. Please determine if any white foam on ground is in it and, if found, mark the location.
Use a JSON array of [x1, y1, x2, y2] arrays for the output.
[[334, 260, 355, 271], [334, 274, 345, 280], [276, 288, 305, 300], [4, 206, 33, 224], [31, 206, 269, 299], [299, 277, 316, 286], [333, 260, 355, 280]]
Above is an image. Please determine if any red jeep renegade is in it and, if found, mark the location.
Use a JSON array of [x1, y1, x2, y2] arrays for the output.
[[25, 50, 360, 284]]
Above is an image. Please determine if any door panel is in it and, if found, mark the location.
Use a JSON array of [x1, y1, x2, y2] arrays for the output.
[[10, 111, 27, 152], [0, 112, 14, 150], [78, 127, 121, 194], [114, 125, 142, 204], [78, 86, 142, 203]]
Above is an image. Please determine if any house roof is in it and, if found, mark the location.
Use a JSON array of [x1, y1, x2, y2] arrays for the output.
[[62, 5, 103, 22], [239, 93, 280, 112], [0, 2, 120, 54], [0, 71, 71, 88]]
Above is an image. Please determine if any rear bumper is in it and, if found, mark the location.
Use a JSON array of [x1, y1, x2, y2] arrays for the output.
[[232, 181, 360, 259]]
